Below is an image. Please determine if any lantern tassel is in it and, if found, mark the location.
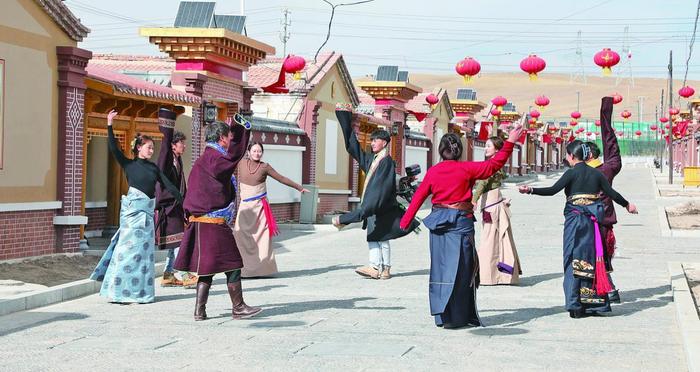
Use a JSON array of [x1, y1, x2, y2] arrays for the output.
[[293, 71, 302, 80], [529, 73, 538, 82], [602, 67, 612, 76], [462, 75, 472, 85]]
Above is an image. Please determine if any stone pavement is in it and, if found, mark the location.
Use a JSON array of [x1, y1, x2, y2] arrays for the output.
[[1, 160, 698, 371]]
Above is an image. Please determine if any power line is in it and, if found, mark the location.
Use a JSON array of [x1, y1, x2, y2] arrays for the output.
[[279, 8, 292, 56], [683, 0, 700, 86]]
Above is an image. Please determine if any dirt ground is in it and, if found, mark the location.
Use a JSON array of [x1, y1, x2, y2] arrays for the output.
[[685, 264, 700, 317], [0, 254, 100, 287], [666, 201, 700, 230]]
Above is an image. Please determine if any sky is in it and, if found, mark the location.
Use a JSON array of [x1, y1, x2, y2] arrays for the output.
[[67, 0, 700, 80]]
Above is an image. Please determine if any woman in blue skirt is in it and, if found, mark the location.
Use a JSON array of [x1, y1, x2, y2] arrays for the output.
[[91, 110, 182, 304]]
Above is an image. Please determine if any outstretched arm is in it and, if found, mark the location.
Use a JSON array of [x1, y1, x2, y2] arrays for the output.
[[157, 119, 174, 172], [464, 141, 515, 180], [528, 170, 572, 196], [266, 164, 304, 191], [600, 96, 622, 175], [107, 111, 128, 168], [336, 107, 371, 172], [228, 120, 250, 164], [400, 172, 432, 229], [597, 172, 628, 207]]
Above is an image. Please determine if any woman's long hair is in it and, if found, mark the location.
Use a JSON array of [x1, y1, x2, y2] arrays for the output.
[[566, 140, 591, 161], [438, 133, 463, 160], [131, 133, 153, 157]]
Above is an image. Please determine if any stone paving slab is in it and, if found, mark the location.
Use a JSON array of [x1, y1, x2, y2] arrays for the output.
[[0, 162, 698, 371]]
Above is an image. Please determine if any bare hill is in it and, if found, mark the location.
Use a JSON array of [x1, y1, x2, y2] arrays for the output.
[[372, 73, 700, 122]]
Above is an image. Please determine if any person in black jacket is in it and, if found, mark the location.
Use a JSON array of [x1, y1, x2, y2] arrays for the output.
[[332, 103, 419, 280]]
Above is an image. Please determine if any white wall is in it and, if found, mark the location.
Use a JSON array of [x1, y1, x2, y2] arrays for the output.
[[262, 144, 304, 204], [405, 146, 429, 181], [473, 145, 485, 162]]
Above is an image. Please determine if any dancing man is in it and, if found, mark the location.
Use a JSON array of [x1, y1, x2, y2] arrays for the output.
[[585, 96, 622, 303], [332, 104, 419, 280], [154, 108, 197, 288], [174, 118, 262, 321]]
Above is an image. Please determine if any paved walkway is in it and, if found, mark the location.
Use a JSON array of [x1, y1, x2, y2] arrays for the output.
[[1, 161, 698, 371]]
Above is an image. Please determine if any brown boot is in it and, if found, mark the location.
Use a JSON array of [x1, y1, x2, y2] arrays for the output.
[[355, 265, 380, 279], [380, 267, 391, 280], [161, 272, 183, 287], [182, 273, 198, 289], [227, 280, 262, 319], [194, 281, 210, 321]]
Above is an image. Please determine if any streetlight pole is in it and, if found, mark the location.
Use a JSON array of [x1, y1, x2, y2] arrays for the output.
[[660, 89, 665, 173], [668, 50, 674, 185]]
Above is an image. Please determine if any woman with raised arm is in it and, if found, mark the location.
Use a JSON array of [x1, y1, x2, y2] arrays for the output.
[[472, 135, 521, 285], [91, 110, 182, 304], [400, 121, 524, 329], [234, 142, 309, 278], [518, 140, 638, 318]]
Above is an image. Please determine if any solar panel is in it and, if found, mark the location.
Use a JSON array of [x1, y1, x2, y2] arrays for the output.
[[376, 66, 398, 81], [397, 71, 409, 82], [174, 1, 215, 28], [213, 15, 246, 33], [503, 103, 515, 111], [457, 89, 476, 100]]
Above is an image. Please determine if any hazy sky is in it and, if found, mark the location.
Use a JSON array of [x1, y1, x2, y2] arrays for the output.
[[68, 0, 700, 79]]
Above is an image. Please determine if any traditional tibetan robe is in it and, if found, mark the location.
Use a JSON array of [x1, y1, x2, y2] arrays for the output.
[[174, 124, 250, 276], [155, 112, 187, 250]]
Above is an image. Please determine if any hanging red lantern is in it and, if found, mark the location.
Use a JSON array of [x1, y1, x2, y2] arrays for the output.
[[650, 124, 658, 131], [594, 120, 601, 127], [534, 95, 550, 110], [665, 124, 671, 129], [616, 131, 624, 137], [455, 57, 481, 84], [593, 48, 621, 76], [571, 111, 581, 120], [621, 110, 632, 120], [659, 116, 669, 123], [669, 107, 680, 116], [491, 96, 507, 110], [528, 118, 537, 126], [635, 130, 642, 136], [520, 54, 546, 81], [425, 93, 439, 109], [282, 55, 306, 80], [570, 120, 578, 127], [530, 110, 541, 119], [611, 93, 623, 105], [679, 86, 695, 98], [586, 131, 593, 136], [491, 108, 501, 117]]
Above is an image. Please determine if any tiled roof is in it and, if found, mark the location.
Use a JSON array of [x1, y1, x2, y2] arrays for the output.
[[406, 92, 431, 113], [86, 64, 200, 105], [248, 52, 359, 106], [90, 54, 176, 72], [247, 116, 306, 135], [35, 0, 90, 41]]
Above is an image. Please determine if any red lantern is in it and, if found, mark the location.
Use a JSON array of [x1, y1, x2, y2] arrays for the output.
[[283, 55, 306, 80], [530, 110, 541, 119], [491, 108, 501, 117], [534, 95, 550, 110], [659, 116, 669, 123], [576, 127, 585, 133], [594, 120, 601, 127], [611, 93, 623, 105], [586, 131, 593, 136], [635, 130, 642, 136], [650, 124, 658, 131], [520, 54, 546, 81], [665, 124, 671, 129], [571, 111, 581, 120], [679, 86, 695, 98], [594, 48, 621, 76], [669, 107, 680, 116], [570, 120, 578, 127], [616, 131, 624, 137], [528, 118, 537, 125], [621, 110, 632, 120], [491, 96, 507, 110], [455, 57, 481, 84], [425, 93, 439, 109]]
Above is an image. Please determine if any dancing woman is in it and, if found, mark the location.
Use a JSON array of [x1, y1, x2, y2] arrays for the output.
[[518, 140, 637, 318], [91, 110, 182, 304], [472, 135, 521, 285], [234, 142, 309, 278], [400, 123, 524, 329]]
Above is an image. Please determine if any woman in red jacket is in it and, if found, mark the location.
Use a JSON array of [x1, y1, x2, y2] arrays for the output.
[[400, 122, 523, 329]]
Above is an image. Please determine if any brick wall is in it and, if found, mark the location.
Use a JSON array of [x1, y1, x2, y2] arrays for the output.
[[318, 194, 349, 217], [85, 207, 107, 233], [270, 202, 300, 223], [0, 210, 56, 260]]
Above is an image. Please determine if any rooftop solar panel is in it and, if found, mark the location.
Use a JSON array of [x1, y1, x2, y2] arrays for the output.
[[213, 15, 246, 33], [174, 2, 215, 28], [397, 71, 409, 82], [376, 66, 398, 81]]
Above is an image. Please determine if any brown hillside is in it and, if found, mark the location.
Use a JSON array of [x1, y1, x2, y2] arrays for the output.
[[359, 73, 700, 123]]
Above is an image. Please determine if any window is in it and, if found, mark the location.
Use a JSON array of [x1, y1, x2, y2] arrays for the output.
[[324, 119, 338, 174], [0, 59, 4, 169]]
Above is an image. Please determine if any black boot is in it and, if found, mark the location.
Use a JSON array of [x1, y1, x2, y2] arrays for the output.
[[569, 309, 587, 319], [227, 280, 262, 319], [194, 281, 210, 321], [607, 289, 621, 303]]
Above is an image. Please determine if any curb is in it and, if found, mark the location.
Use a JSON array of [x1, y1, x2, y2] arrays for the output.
[[669, 262, 700, 372], [658, 206, 700, 238], [0, 262, 165, 317], [278, 223, 337, 232]]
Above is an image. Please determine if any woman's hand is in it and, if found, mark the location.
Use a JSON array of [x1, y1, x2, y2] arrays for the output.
[[626, 203, 638, 214], [107, 110, 118, 126], [506, 123, 524, 143], [518, 185, 531, 194], [300, 188, 310, 193], [504, 198, 512, 206], [225, 117, 233, 126]]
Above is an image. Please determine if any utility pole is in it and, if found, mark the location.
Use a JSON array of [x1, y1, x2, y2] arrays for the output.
[[576, 91, 580, 112], [279, 8, 291, 56], [571, 30, 587, 84], [660, 89, 665, 174], [668, 50, 674, 185]]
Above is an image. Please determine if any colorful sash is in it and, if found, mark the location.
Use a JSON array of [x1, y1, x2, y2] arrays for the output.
[[361, 148, 388, 203], [243, 192, 279, 237]]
